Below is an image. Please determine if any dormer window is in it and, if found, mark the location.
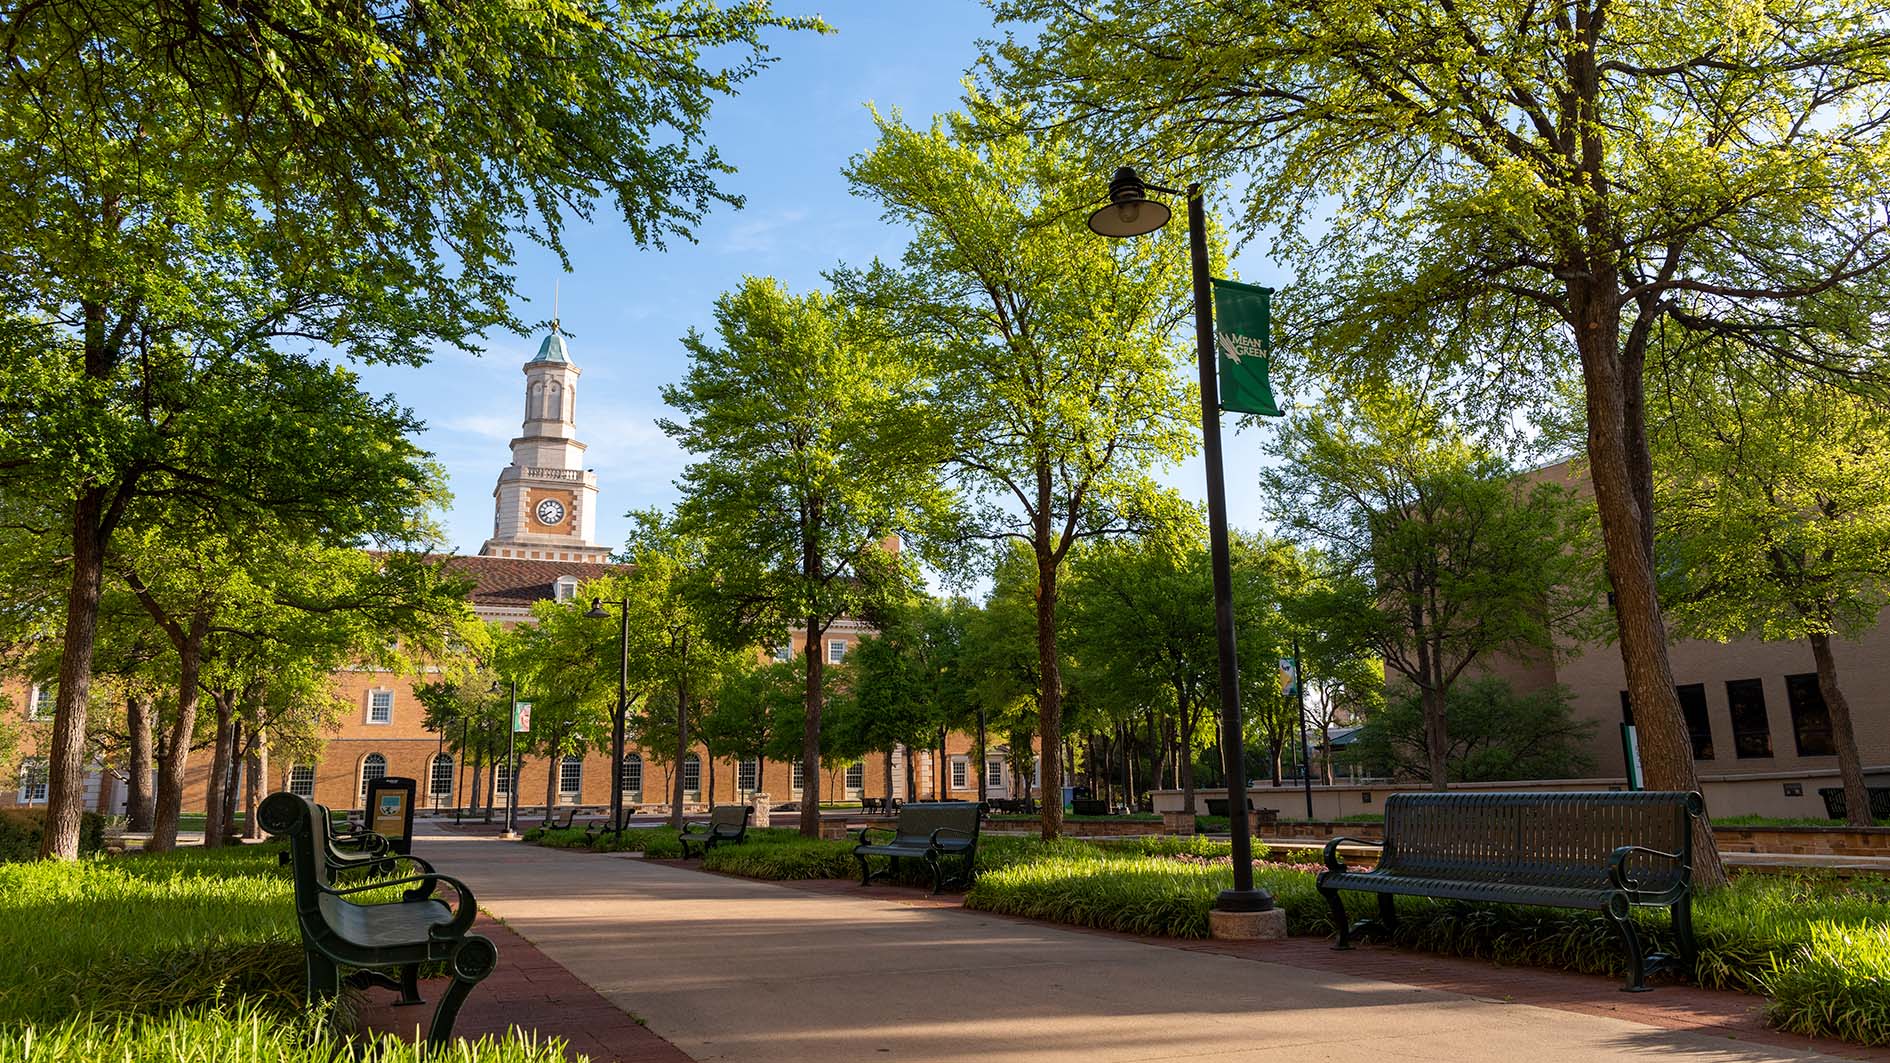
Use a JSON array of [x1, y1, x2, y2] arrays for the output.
[[553, 575, 579, 602]]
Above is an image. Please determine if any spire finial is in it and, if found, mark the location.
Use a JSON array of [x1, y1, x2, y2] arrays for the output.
[[552, 278, 561, 332]]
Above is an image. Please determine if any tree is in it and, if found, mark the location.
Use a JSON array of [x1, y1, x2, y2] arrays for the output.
[[663, 279, 945, 836], [0, 0, 824, 859], [1652, 354, 1890, 825], [836, 596, 974, 801], [1264, 385, 1590, 790], [984, 0, 1890, 881], [842, 105, 1201, 839], [1350, 678, 1596, 783]]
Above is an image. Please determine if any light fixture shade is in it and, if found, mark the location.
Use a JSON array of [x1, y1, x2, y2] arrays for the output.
[[1087, 166, 1172, 238], [1088, 196, 1171, 237]]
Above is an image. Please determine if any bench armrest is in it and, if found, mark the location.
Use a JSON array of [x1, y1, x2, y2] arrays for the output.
[[929, 826, 975, 845], [323, 873, 480, 940], [1323, 836, 1382, 873], [1608, 844, 1685, 897], [855, 825, 895, 845]]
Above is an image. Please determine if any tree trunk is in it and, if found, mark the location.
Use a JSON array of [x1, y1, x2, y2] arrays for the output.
[[1419, 685, 1450, 791], [884, 748, 896, 805], [903, 744, 916, 804], [544, 738, 558, 827], [671, 654, 692, 833], [470, 752, 485, 820], [148, 618, 208, 854], [126, 696, 155, 832], [40, 489, 109, 860], [483, 746, 496, 822], [202, 692, 235, 848], [1035, 545, 1064, 840], [222, 717, 244, 841], [244, 729, 266, 841], [1177, 685, 1197, 817], [1810, 633, 1872, 827], [799, 619, 825, 838]]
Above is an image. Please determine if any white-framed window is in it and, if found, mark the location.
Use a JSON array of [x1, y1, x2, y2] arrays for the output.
[[559, 755, 583, 799], [288, 763, 316, 798], [27, 684, 53, 721], [950, 757, 968, 791], [827, 639, 847, 664], [430, 753, 455, 798], [790, 760, 804, 795], [496, 759, 514, 795], [621, 753, 643, 797], [681, 753, 701, 796], [737, 758, 759, 794], [553, 575, 579, 602], [844, 762, 864, 797], [772, 643, 792, 662], [360, 753, 387, 799], [1032, 759, 1040, 787], [986, 758, 1004, 789], [16, 758, 47, 804], [367, 689, 395, 724]]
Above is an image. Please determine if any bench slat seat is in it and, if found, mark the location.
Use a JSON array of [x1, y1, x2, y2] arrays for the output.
[[262, 792, 498, 1047], [1316, 790, 1701, 992], [679, 805, 751, 858], [853, 802, 981, 894]]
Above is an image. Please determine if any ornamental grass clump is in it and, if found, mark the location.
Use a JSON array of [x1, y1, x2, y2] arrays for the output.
[[699, 839, 856, 880], [1763, 922, 1890, 1045], [0, 1001, 578, 1063]]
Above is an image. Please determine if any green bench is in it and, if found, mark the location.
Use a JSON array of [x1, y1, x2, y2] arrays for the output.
[[678, 805, 751, 858], [261, 792, 498, 1046], [853, 801, 980, 895], [1317, 790, 1702, 992]]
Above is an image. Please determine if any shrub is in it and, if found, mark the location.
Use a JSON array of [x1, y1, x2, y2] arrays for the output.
[[965, 856, 1328, 938], [1765, 922, 1890, 1045], [700, 839, 855, 880], [0, 1001, 579, 1062], [0, 810, 106, 863]]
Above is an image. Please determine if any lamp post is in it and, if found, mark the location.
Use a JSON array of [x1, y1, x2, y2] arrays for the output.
[[586, 597, 632, 836], [1089, 167, 1274, 915]]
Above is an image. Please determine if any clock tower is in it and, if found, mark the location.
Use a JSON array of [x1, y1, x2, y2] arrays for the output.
[[478, 323, 612, 563]]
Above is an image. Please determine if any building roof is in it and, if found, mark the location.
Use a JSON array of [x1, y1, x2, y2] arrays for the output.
[[440, 554, 622, 609], [530, 325, 571, 364]]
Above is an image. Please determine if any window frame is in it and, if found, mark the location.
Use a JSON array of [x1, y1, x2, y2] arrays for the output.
[[366, 689, 395, 725], [558, 755, 583, 799], [844, 761, 865, 797], [621, 753, 643, 797], [950, 757, 968, 791], [429, 753, 455, 798], [360, 753, 388, 799], [737, 758, 759, 795], [1724, 678, 1775, 759], [827, 639, 847, 664], [1785, 673, 1838, 757], [16, 757, 48, 804], [26, 684, 53, 722], [288, 763, 316, 798], [681, 752, 701, 797], [790, 760, 804, 795], [986, 757, 1004, 789]]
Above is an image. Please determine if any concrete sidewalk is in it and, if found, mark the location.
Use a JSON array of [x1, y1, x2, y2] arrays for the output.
[[415, 830, 1852, 1063]]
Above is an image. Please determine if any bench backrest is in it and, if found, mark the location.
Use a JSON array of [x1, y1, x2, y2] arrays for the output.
[[1380, 791, 1701, 890], [259, 791, 329, 919], [709, 805, 751, 833], [892, 801, 980, 844]]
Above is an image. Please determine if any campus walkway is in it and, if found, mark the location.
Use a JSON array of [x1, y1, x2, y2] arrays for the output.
[[399, 827, 1867, 1063]]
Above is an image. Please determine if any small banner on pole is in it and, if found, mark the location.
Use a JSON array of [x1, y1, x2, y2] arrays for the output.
[[1210, 278, 1282, 417], [1279, 657, 1299, 698], [513, 702, 533, 733]]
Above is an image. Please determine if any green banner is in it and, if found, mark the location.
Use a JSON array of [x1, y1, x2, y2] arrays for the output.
[[1210, 278, 1281, 417]]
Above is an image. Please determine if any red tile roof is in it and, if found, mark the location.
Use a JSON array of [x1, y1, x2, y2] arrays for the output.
[[437, 555, 625, 608]]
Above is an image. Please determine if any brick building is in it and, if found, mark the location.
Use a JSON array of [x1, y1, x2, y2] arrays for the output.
[[4, 325, 1034, 817]]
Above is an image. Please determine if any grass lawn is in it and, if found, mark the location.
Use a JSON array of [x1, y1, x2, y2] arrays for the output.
[[0, 844, 572, 1061]]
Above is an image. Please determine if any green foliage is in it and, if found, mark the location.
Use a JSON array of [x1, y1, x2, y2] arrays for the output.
[[700, 839, 857, 880], [0, 810, 105, 863], [1765, 923, 1890, 1046], [1347, 678, 1595, 783], [0, 1000, 575, 1062], [0, 844, 298, 1024]]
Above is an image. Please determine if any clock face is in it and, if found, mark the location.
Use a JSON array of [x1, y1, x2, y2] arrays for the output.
[[535, 498, 566, 526]]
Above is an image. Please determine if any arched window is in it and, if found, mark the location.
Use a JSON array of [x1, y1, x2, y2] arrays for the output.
[[429, 753, 455, 799], [288, 763, 316, 798], [737, 758, 759, 795], [559, 755, 583, 798], [844, 761, 865, 796], [681, 752, 701, 795], [621, 753, 643, 796], [360, 753, 387, 799], [495, 759, 513, 795]]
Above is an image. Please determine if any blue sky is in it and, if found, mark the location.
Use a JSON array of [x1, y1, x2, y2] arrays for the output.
[[353, 1, 1289, 560]]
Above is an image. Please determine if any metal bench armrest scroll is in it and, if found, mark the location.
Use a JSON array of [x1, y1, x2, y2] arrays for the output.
[[855, 825, 896, 845], [1607, 845, 1685, 898], [1322, 836, 1381, 873], [929, 826, 974, 845]]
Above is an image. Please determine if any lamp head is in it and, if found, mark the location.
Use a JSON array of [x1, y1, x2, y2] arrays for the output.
[[1087, 166, 1172, 238], [584, 597, 610, 620]]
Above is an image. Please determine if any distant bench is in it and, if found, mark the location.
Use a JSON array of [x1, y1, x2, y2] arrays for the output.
[[679, 805, 752, 858], [262, 792, 497, 1046], [1316, 790, 1702, 992], [853, 801, 981, 895]]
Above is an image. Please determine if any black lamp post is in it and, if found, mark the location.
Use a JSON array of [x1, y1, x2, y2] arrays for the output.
[[1089, 167, 1274, 915], [586, 597, 632, 836]]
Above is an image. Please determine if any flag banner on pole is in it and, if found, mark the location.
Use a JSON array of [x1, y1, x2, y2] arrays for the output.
[[513, 702, 533, 733], [1210, 278, 1282, 417], [1279, 657, 1299, 698]]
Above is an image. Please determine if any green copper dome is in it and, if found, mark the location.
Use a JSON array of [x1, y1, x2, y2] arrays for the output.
[[531, 324, 571, 364]]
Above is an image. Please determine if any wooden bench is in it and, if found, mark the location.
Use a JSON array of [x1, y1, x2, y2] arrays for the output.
[[678, 805, 751, 858], [853, 801, 981, 895], [260, 792, 498, 1046], [1316, 790, 1702, 992]]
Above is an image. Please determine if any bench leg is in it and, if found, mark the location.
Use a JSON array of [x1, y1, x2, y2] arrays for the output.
[[925, 851, 943, 895], [398, 963, 424, 1006], [1605, 899, 1650, 992], [1319, 886, 1353, 949], [1671, 896, 1697, 980], [1376, 892, 1399, 936], [306, 950, 341, 1004], [428, 934, 500, 1048], [857, 852, 872, 886]]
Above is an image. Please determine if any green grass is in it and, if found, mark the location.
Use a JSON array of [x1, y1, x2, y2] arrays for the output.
[[1714, 814, 1890, 828], [0, 844, 302, 1025], [523, 824, 806, 859], [0, 1000, 577, 1062]]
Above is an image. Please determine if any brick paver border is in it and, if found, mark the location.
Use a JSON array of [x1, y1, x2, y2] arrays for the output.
[[356, 914, 695, 1063]]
